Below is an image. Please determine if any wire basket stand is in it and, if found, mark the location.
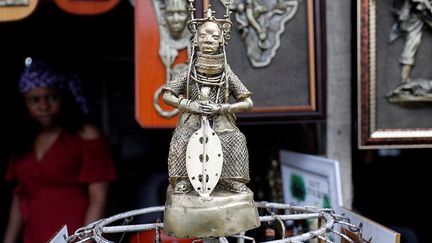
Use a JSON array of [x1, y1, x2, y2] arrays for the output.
[[67, 201, 370, 243]]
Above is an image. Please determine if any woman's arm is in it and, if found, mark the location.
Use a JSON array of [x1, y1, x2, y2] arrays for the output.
[[3, 195, 23, 243], [78, 124, 112, 224], [84, 182, 109, 225]]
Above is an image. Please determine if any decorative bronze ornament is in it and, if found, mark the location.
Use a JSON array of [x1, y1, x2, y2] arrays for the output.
[[152, 0, 192, 118], [223, 0, 299, 67]]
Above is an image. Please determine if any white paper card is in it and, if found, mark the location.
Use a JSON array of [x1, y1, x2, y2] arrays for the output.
[[49, 225, 68, 243]]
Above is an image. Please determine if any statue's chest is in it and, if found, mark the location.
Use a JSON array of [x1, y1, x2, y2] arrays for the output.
[[189, 80, 227, 104]]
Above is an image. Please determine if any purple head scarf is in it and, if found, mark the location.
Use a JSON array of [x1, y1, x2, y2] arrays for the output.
[[18, 57, 89, 115]]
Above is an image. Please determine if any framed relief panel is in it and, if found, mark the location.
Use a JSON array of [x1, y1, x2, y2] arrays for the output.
[[359, 0, 432, 148], [216, 0, 326, 123], [135, 0, 326, 128]]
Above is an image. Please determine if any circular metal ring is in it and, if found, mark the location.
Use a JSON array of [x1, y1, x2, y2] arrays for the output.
[[153, 86, 180, 118]]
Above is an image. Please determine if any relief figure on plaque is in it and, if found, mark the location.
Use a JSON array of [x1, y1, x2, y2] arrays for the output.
[[153, 0, 192, 118], [222, 0, 299, 67], [387, 0, 432, 102]]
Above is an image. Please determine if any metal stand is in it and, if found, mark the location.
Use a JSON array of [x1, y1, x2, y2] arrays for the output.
[[67, 201, 369, 243]]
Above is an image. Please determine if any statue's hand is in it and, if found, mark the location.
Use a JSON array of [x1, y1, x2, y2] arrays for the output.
[[188, 101, 201, 114], [199, 102, 221, 115], [199, 103, 232, 115]]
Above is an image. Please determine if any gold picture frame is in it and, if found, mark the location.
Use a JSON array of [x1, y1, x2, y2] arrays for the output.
[[358, 0, 432, 148]]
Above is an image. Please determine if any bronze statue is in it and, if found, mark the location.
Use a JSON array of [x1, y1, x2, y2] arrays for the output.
[[162, 3, 259, 238], [162, 19, 253, 194]]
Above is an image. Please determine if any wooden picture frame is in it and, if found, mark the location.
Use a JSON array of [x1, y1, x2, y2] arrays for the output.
[[358, 0, 432, 148], [230, 0, 326, 124]]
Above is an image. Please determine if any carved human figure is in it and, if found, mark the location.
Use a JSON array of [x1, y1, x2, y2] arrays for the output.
[[152, 0, 191, 118], [164, 0, 189, 39], [162, 13, 254, 194], [385, 0, 432, 102], [157, 0, 191, 67], [389, 0, 432, 81], [227, 0, 299, 67]]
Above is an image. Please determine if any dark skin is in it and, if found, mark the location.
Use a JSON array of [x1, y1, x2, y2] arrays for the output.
[[25, 87, 63, 160], [3, 87, 109, 243]]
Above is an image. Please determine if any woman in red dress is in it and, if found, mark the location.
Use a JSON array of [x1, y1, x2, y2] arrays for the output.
[[3, 58, 117, 243]]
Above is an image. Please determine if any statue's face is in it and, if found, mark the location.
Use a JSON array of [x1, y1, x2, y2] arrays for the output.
[[165, 0, 188, 39], [197, 21, 222, 54]]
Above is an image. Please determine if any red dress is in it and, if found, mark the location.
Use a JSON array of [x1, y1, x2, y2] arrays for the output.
[[5, 131, 117, 243]]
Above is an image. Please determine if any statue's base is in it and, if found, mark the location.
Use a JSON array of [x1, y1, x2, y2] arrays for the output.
[[163, 186, 260, 238]]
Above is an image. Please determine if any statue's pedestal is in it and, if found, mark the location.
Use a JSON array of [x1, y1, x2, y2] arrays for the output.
[[386, 78, 432, 103], [164, 186, 260, 238]]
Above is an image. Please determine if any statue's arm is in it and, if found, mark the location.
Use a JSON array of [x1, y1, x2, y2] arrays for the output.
[[225, 97, 253, 114], [224, 69, 253, 114], [199, 97, 253, 115], [162, 91, 180, 108], [163, 90, 201, 114]]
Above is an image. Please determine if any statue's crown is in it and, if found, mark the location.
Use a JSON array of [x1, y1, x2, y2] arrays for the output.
[[164, 0, 186, 10], [187, 2, 232, 43]]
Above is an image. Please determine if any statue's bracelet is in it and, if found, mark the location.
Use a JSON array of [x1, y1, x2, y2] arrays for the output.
[[220, 104, 231, 114], [177, 97, 185, 106]]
